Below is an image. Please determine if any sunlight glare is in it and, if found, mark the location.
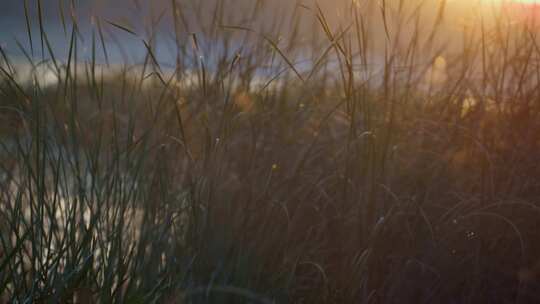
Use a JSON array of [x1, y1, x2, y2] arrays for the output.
[[479, 0, 540, 4], [512, 0, 539, 3]]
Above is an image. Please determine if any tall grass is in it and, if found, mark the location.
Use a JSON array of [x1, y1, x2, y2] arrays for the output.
[[1, 0, 540, 302]]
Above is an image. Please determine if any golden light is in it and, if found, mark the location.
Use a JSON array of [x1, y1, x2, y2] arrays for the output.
[[477, 0, 540, 5], [484, 0, 540, 3], [477, 0, 540, 21]]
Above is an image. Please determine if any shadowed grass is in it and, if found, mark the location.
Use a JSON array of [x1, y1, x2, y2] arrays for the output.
[[1, 0, 540, 303]]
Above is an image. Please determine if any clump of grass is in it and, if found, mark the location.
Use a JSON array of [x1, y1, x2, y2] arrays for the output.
[[2, 0, 540, 303]]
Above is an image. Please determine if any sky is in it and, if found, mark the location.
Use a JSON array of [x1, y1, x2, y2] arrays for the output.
[[0, 1, 167, 62], [0, 0, 537, 66], [2, 0, 539, 90], [0, 0, 297, 64]]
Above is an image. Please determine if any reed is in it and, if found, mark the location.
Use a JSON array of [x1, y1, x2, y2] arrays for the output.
[[1, 0, 540, 302]]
